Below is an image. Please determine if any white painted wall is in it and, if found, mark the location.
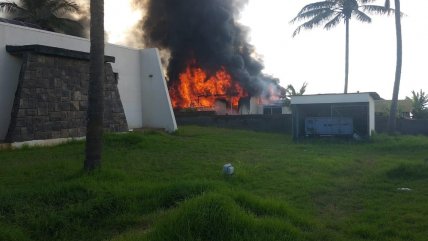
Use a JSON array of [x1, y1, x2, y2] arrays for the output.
[[250, 97, 263, 114], [291, 93, 375, 105], [0, 21, 177, 141], [140, 49, 177, 132], [368, 97, 376, 134], [282, 106, 292, 115]]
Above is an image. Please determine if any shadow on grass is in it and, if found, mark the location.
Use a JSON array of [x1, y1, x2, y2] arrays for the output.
[[0, 180, 217, 241], [387, 162, 428, 180]]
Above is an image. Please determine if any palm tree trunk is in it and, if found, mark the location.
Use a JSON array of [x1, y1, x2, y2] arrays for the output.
[[344, 18, 350, 94], [84, 0, 105, 171], [387, 0, 402, 134]]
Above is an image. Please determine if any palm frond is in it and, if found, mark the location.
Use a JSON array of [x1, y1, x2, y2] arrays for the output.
[[295, 0, 337, 17], [0, 2, 25, 14], [299, 82, 308, 95], [286, 85, 297, 96], [358, 0, 377, 4], [352, 9, 372, 23], [291, 7, 336, 23], [1, 0, 85, 37], [324, 13, 342, 30], [292, 9, 336, 37], [361, 5, 395, 16], [291, 0, 400, 36], [50, 0, 80, 15], [410, 89, 428, 111], [51, 16, 83, 33]]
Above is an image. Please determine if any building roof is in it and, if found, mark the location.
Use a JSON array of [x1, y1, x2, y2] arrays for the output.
[[6, 45, 116, 63], [0, 18, 42, 30], [290, 92, 382, 105]]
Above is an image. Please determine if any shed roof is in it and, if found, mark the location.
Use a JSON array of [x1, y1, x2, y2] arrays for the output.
[[290, 92, 382, 105]]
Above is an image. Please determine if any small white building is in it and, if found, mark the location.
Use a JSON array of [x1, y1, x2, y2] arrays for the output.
[[290, 93, 381, 140], [238, 97, 291, 115]]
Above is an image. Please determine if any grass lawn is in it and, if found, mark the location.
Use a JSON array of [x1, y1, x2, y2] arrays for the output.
[[1, 126, 428, 241]]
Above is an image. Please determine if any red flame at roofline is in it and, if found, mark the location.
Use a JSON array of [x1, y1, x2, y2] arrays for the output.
[[169, 60, 247, 111]]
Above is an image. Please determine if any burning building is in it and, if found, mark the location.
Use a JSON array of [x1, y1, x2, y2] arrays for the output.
[[138, 0, 285, 114]]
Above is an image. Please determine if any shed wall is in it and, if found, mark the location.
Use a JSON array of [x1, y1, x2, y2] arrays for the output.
[[291, 93, 373, 105]]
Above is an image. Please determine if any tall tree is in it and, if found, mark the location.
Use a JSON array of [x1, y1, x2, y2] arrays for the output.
[[407, 89, 428, 119], [286, 82, 308, 96], [84, 0, 104, 171], [291, 0, 393, 94], [386, 0, 403, 133], [0, 0, 84, 36]]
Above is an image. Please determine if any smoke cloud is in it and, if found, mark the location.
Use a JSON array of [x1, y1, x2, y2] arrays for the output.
[[137, 0, 282, 97], [71, 0, 90, 38]]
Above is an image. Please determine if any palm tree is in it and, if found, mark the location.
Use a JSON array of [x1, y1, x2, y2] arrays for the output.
[[286, 82, 308, 96], [0, 0, 83, 36], [291, 0, 393, 94], [84, 0, 104, 171], [386, 0, 403, 132], [407, 89, 428, 119]]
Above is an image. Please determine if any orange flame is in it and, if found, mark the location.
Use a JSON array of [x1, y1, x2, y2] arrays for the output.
[[169, 61, 247, 110]]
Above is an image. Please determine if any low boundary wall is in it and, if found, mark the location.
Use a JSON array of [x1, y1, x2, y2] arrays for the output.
[[176, 114, 292, 134], [177, 114, 428, 136], [376, 117, 428, 135]]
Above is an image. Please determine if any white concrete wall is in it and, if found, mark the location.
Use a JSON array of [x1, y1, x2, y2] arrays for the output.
[[106, 46, 143, 129], [282, 106, 292, 115], [140, 49, 177, 132], [239, 103, 250, 115], [368, 96, 376, 135], [0, 21, 177, 140], [250, 97, 263, 114]]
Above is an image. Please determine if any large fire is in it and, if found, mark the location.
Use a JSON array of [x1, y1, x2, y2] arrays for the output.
[[169, 62, 247, 111]]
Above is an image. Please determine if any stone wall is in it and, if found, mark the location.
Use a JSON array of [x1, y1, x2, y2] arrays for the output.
[[5, 50, 128, 143]]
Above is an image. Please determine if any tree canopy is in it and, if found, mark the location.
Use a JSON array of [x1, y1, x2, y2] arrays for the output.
[[291, 0, 393, 36], [407, 89, 428, 119], [286, 82, 308, 96], [0, 0, 85, 37]]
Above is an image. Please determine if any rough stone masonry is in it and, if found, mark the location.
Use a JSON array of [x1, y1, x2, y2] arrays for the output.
[[5, 45, 128, 143]]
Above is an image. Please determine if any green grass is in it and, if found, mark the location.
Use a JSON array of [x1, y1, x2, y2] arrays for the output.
[[0, 126, 428, 241]]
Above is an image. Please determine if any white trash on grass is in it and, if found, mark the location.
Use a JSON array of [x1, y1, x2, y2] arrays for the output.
[[397, 187, 412, 192], [223, 163, 234, 175]]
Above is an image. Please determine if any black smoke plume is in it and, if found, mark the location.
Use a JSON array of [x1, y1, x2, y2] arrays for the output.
[[138, 0, 282, 97]]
